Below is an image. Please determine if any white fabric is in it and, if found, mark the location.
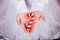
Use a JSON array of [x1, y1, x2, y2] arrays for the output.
[[0, 0, 60, 40]]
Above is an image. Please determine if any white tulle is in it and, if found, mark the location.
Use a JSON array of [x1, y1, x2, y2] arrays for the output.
[[0, 0, 60, 40]]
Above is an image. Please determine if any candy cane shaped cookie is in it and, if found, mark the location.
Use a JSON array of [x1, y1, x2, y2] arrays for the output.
[[16, 10, 46, 34]]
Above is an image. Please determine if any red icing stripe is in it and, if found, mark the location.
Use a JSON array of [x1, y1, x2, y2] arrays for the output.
[[30, 12, 33, 16], [26, 12, 34, 19]]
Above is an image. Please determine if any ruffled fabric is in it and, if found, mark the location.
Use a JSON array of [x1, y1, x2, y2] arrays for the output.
[[0, 0, 60, 40]]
